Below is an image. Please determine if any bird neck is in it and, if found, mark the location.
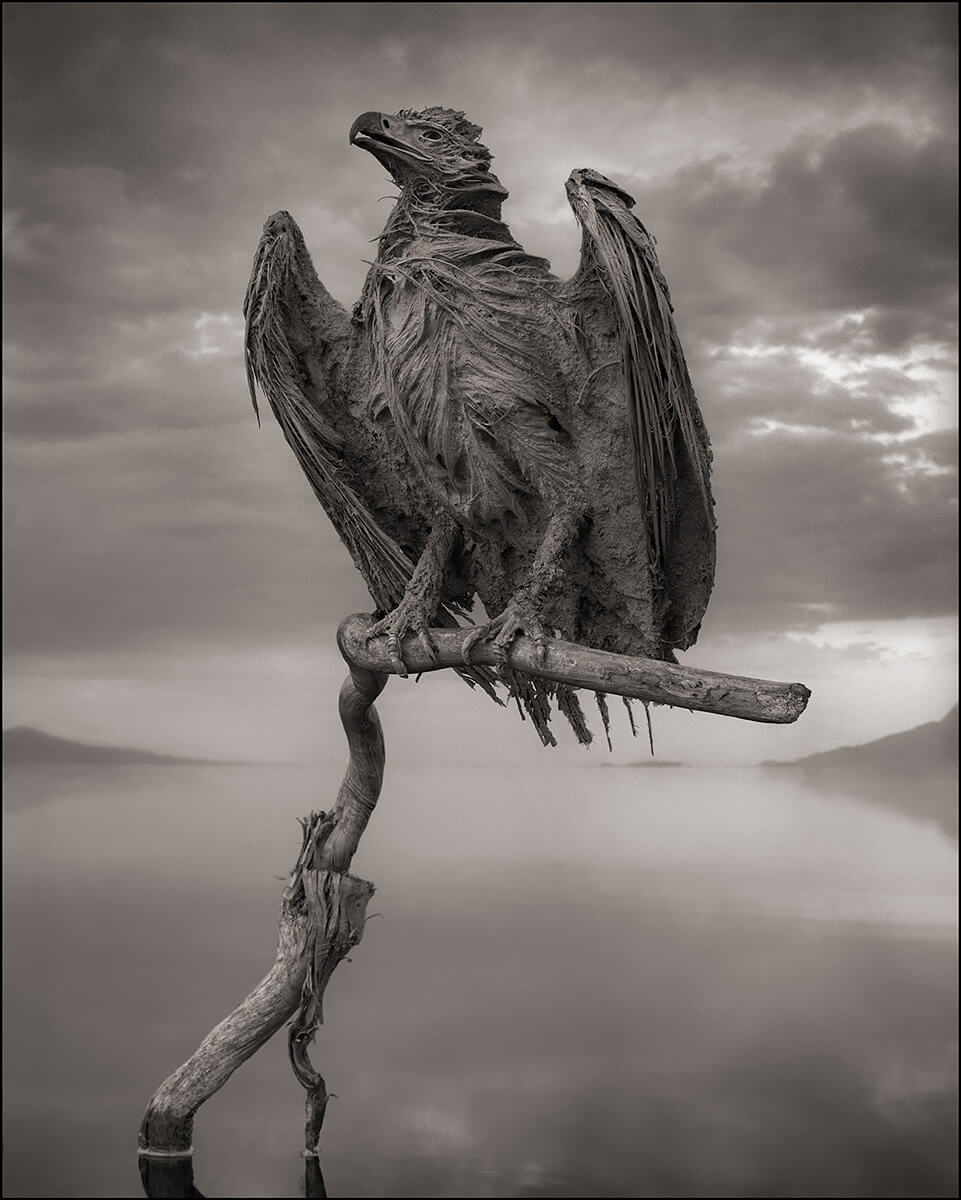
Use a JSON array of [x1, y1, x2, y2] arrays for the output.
[[379, 173, 513, 255]]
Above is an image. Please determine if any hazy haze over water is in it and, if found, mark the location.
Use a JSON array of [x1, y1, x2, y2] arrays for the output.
[[3, 762, 957, 1198]]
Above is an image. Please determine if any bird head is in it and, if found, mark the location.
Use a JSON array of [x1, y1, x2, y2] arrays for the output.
[[349, 107, 508, 213]]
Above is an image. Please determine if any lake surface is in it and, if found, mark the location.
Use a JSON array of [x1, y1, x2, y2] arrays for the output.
[[3, 762, 958, 1198]]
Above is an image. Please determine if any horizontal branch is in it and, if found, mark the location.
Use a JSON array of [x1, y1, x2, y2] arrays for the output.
[[338, 614, 810, 725]]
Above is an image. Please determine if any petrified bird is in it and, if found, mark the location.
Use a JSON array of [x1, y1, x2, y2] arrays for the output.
[[244, 106, 715, 746]]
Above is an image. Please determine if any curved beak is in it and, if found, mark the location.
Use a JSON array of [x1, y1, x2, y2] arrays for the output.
[[349, 111, 430, 164], [349, 111, 386, 145]]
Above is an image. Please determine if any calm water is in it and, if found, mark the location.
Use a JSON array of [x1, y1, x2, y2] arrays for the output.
[[3, 763, 958, 1198]]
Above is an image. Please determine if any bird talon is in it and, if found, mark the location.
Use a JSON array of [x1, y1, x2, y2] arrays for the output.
[[387, 635, 408, 678], [465, 593, 552, 668], [492, 628, 518, 660], [462, 626, 486, 665], [364, 599, 440, 674]]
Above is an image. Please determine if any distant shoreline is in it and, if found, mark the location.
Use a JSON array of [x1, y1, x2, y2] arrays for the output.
[[600, 760, 686, 768], [5, 704, 956, 775], [2, 726, 247, 768]]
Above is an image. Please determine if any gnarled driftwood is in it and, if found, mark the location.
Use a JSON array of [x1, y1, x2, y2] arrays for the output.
[[138, 665, 385, 1159]]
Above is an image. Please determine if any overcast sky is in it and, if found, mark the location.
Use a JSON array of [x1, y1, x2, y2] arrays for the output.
[[2, 2, 957, 764]]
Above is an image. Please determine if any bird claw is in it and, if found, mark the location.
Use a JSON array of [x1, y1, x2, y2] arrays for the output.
[[462, 591, 550, 666], [461, 624, 488, 665], [384, 633, 407, 678], [418, 628, 438, 661], [366, 603, 437, 678]]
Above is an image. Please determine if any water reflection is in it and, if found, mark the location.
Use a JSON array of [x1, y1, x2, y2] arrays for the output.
[[138, 1156, 204, 1198], [304, 1156, 328, 1199], [3, 764, 956, 1197], [139, 1154, 328, 1198]]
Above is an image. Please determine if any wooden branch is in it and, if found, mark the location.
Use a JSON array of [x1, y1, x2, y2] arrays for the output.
[[137, 903, 311, 1157], [338, 614, 810, 725], [138, 611, 811, 1162], [138, 665, 388, 1159]]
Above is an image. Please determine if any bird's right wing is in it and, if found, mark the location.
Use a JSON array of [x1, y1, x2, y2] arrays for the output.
[[244, 212, 414, 614]]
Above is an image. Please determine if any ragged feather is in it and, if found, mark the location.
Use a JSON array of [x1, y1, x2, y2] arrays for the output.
[[568, 170, 712, 585], [243, 221, 500, 702]]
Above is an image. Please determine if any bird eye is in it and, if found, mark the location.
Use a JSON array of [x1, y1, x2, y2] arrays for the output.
[[420, 129, 443, 142]]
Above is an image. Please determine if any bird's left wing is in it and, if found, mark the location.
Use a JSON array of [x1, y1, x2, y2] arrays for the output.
[[561, 169, 715, 653]]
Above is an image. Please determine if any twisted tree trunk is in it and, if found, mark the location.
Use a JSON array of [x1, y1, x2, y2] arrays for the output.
[[138, 665, 386, 1159]]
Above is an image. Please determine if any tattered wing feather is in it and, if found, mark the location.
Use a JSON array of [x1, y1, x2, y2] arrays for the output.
[[244, 224, 411, 613], [564, 169, 713, 585], [243, 217, 499, 701]]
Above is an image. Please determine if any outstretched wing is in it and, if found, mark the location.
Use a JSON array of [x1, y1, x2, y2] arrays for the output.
[[562, 168, 715, 653], [244, 215, 409, 614], [243, 212, 499, 699], [243, 210, 419, 614]]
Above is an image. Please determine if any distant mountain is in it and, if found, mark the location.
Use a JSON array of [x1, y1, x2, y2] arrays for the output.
[[2, 726, 234, 767], [766, 707, 957, 837], [777, 706, 957, 773]]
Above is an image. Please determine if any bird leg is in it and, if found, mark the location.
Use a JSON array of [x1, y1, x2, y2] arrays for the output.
[[463, 501, 582, 666], [366, 513, 457, 677]]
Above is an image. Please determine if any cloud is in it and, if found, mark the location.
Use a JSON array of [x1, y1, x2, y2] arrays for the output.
[[704, 348, 922, 442], [708, 426, 958, 634], [2, 315, 249, 442], [1, 421, 372, 657], [628, 122, 958, 357], [1, 2, 956, 753]]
